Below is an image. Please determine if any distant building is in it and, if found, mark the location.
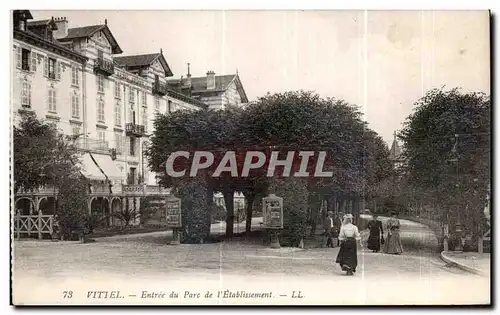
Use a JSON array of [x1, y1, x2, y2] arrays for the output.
[[389, 131, 403, 168], [168, 66, 249, 110]]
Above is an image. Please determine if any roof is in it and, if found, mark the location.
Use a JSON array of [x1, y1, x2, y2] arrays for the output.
[[59, 24, 123, 54], [190, 74, 236, 92], [27, 19, 56, 28], [389, 138, 402, 161], [114, 52, 173, 77], [14, 10, 33, 20], [167, 73, 249, 103]]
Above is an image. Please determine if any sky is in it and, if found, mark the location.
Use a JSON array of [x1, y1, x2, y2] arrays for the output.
[[32, 10, 490, 145]]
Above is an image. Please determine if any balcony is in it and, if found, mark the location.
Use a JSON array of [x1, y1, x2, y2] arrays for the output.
[[93, 58, 114, 76], [152, 81, 167, 96], [74, 138, 111, 154], [126, 123, 146, 137]]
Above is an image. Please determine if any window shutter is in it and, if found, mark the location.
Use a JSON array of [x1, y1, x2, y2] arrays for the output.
[[16, 46, 21, 69], [44, 56, 48, 77], [56, 61, 61, 80], [30, 51, 37, 72], [46, 89, 51, 110]]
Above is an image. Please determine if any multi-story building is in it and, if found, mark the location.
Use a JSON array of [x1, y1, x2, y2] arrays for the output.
[[12, 10, 208, 230], [167, 67, 249, 110]]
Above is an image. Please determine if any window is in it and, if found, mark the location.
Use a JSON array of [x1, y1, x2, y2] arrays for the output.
[[97, 129, 107, 148], [97, 98, 105, 122], [142, 91, 147, 105], [115, 133, 124, 155], [129, 104, 136, 124], [114, 82, 121, 99], [129, 88, 135, 103], [48, 89, 57, 113], [21, 81, 31, 107], [97, 75, 104, 93], [167, 100, 172, 113], [142, 107, 148, 131], [129, 137, 136, 156], [71, 93, 80, 118], [155, 97, 161, 111], [114, 100, 122, 126], [48, 58, 56, 79], [71, 66, 79, 86], [21, 48, 30, 71]]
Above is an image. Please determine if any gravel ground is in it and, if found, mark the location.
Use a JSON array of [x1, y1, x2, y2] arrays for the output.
[[12, 217, 490, 305]]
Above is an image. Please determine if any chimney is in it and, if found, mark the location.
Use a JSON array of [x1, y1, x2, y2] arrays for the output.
[[206, 70, 215, 90], [53, 16, 68, 39], [186, 63, 192, 88]]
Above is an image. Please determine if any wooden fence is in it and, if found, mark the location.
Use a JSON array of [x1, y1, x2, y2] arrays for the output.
[[14, 213, 54, 239]]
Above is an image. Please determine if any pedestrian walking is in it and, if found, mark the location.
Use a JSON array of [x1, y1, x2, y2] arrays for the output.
[[383, 212, 403, 254], [324, 211, 336, 248], [366, 214, 384, 252], [335, 214, 362, 276]]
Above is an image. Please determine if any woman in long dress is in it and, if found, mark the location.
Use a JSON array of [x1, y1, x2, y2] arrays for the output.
[[367, 214, 384, 252], [383, 212, 403, 254], [335, 214, 361, 275]]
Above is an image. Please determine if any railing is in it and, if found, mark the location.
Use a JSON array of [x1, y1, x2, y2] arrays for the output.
[[14, 213, 54, 239], [74, 138, 110, 154], [167, 88, 207, 108], [122, 184, 171, 196], [152, 81, 167, 96], [125, 123, 146, 137], [94, 58, 115, 76]]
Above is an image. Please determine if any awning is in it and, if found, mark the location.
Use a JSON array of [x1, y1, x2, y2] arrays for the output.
[[90, 153, 123, 181], [80, 153, 107, 181]]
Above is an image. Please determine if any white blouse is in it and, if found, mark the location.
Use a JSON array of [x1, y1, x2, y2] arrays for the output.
[[338, 223, 361, 241]]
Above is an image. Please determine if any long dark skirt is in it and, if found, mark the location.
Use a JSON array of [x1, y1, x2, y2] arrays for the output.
[[335, 237, 357, 272], [367, 232, 381, 251]]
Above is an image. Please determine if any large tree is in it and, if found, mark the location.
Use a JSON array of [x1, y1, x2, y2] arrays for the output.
[[14, 111, 82, 193], [399, 88, 490, 240]]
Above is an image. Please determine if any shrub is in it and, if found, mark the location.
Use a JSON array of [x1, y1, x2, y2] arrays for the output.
[[176, 180, 211, 244], [56, 176, 89, 240]]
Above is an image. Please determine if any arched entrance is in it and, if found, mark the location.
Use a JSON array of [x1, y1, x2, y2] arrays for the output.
[[15, 197, 34, 215], [38, 196, 57, 215]]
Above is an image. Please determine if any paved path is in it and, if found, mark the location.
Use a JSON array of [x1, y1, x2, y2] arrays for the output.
[[12, 216, 489, 305]]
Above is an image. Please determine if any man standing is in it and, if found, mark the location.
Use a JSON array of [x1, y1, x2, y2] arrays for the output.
[[335, 212, 343, 246], [324, 211, 336, 248]]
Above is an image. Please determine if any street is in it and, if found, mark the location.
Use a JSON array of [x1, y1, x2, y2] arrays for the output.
[[12, 217, 490, 305]]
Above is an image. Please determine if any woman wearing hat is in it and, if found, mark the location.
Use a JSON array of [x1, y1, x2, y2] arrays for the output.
[[335, 214, 361, 276], [383, 212, 403, 254]]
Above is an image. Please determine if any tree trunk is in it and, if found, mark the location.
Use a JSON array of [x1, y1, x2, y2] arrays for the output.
[[223, 187, 235, 238], [203, 185, 214, 241], [244, 193, 255, 237], [309, 192, 322, 237], [339, 198, 346, 214]]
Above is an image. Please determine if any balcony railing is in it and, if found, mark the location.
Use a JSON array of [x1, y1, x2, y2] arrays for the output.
[[152, 81, 167, 96], [74, 138, 111, 154], [123, 184, 171, 196], [125, 123, 146, 137], [94, 58, 114, 76]]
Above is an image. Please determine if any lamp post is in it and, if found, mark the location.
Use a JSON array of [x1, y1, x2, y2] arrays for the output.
[[141, 140, 149, 185], [452, 134, 464, 252]]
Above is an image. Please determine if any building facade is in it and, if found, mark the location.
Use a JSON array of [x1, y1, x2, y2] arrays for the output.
[[167, 67, 249, 110], [12, 11, 208, 230]]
